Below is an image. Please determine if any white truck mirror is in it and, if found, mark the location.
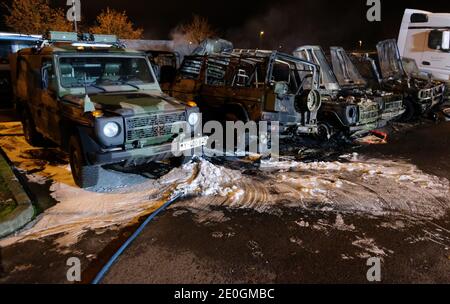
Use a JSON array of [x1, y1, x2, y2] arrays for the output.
[[441, 31, 450, 51]]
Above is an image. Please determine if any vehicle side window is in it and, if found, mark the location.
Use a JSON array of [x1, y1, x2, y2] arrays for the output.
[[229, 60, 261, 88], [179, 56, 203, 80], [205, 57, 229, 87], [272, 62, 290, 83]]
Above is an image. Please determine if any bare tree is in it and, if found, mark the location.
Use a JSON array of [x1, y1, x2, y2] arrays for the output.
[[173, 15, 216, 44], [89, 8, 143, 39], [4, 0, 72, 34]]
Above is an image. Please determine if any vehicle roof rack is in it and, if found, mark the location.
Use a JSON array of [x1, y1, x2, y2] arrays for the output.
[[37, 31, 125, 49]]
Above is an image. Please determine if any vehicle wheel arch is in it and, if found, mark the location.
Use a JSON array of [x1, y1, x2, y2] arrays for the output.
[[224, 103, 250, 122]]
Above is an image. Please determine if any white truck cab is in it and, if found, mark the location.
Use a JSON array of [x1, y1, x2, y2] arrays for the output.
[[398, 9, 450, 83]]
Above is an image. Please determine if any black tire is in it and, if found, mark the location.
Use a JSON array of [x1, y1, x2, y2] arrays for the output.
[[69, 135, 99, 188], [317, 123, 334, 141], [400, 99, 416, 122], [21, 109, 44, 146]]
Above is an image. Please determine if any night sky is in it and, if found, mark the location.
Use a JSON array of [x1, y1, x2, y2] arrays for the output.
[[1, 0, 449, 51]]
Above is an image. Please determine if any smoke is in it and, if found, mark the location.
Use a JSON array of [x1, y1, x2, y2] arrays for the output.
[[225, 0, 384, 53]]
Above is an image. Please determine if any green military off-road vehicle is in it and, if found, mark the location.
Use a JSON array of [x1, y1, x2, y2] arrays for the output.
[[10, 32, 207, 188]]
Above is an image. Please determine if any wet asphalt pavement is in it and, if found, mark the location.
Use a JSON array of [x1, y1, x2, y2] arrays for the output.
[[0, 108, 449, 284], [99, 124, 450, 284]]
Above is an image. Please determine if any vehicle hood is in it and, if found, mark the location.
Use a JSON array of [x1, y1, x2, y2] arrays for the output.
[[63, 92, 187, 116], [330, 47, 367, 89], [376, 39, 405, 81]]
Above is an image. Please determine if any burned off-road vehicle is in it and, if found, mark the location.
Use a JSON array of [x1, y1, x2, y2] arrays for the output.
[[166, 49, 323, 137], [329, 46, 405, 122], [10, 32, 207, 188], [294, 46, 389, 138], [350, 39, 446, 121]]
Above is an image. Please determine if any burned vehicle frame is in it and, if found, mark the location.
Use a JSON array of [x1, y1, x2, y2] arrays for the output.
[[351, 39, 446, 121], [146, 50, 179, 86], [10, 31, 207, 188], [166, 49, 323, 138], [329, 46, 405, 122], [294, 46, 392, 138]]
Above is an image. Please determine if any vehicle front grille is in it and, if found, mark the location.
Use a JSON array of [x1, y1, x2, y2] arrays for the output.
[[384, 100, 403, 111], [359, 103, 380, 123], [125, 111, 186, 142], [418, 84, 445, 100]]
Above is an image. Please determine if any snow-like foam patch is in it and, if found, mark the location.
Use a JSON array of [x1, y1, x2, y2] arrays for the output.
[[0, 123, 241, 247]]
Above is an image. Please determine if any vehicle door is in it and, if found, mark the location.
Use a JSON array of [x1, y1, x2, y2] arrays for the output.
[[421, 29, 450, 78], [199, 55, 232, 113], [226, 58, 265, 122], [40, 57, 61, 143]]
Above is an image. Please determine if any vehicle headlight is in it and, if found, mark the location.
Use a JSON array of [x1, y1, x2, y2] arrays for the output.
[[103, 122, 120, 138], [188, 112, 199, 126]]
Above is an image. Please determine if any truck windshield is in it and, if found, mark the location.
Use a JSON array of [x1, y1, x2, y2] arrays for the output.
[[58, 56, 155, 89]]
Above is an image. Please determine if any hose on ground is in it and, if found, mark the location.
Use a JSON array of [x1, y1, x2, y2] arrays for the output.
[[91, 193, 182, 284]]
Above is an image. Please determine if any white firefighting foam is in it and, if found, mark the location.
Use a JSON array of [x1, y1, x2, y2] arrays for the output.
[[0, 122, 449, 247]]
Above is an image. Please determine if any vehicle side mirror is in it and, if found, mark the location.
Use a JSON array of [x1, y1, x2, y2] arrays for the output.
[[41, 67, 49, 90], [428, 30, 450, 51]]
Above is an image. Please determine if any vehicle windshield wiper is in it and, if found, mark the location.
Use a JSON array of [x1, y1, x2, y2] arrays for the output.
[[73, 81, 108, 92], [116, 80, 141, 90]]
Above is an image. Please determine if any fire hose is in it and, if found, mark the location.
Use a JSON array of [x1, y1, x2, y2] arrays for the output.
[[91, 193, 182, 284]]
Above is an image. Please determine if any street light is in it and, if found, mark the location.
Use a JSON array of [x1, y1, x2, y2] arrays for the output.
[[259, 31, 265, 49]]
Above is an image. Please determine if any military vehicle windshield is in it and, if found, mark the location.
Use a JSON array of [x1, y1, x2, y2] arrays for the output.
[[58, 56, 155, 89], [376, 39, 405, 81], [330, 47, 367, 88]]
